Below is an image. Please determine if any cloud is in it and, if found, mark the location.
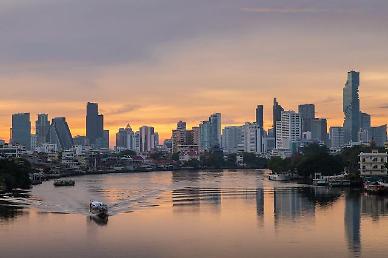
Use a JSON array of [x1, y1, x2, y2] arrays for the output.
[[378, 104, 388, 109], [104, 104, 142, 115], [241, 7, 332, 14]]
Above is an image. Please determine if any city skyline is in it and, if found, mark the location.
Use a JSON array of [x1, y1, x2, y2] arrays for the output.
[[1, 1, 388, 144], [2, 69, 387, 146]]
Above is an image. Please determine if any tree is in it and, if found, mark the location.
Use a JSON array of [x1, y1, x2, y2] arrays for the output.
[[0, 159, 32, 190]]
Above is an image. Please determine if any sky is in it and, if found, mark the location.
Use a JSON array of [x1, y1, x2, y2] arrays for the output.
[[1, 0, 388, 144]]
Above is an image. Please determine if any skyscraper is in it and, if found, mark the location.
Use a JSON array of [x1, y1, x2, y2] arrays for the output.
[[329, 127, 345, 148], [256, 105, 264, 128], [199, 113, 221, 151], [276, 111, 302, 150], [11, 113, 31, 149], [298, 104, 315, 133], [311, 118, 328, 145], [116, 124, 136, 150], [47, 117, 73, 150], [36, 113, 50, 145], [139, 126, 158, 152], [273, 98, 284, 143], [86, 102, 104, 147], [370, 125, 387, 147], [221, 126, 242, 153], [360, 112, 371, 130], [256, 105, 264, 153], [343, 71, 360, 144]]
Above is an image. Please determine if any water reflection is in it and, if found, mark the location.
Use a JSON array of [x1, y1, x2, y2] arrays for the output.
[[88, 215, 109, 226], [345, 191, 361, 256], [273, 188, 315, 224], [0, 190, 30, 221], [4, 171, 388, 257]]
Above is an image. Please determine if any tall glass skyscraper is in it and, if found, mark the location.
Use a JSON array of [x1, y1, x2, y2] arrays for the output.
[[343, 71, 360, 144], [36, 113, 50, 145], [298, 104, 315, 133], [199, 113, 221, 151], [48, 117, 74, 150], [273, 98, 284, 143], [11, 113, 31, 149], [86, 102, 104, 147]]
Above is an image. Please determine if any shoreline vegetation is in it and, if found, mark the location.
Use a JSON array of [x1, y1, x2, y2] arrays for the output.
[[0, 158, 31, 191], [2, 144, 386, 190]]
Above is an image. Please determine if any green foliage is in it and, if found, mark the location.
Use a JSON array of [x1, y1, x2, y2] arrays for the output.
[[242, 152, 267, 169], [225, 153, 237, 168], [0, 159, 31, 191], [200, 147, 224, 169], [268, 156, 293, 173], [118, 150, 137, 157]]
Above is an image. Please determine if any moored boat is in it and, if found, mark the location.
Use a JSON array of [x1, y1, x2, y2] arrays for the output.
[[268, 173, 291, 181], [364, 181, 386, 194], [89, 201, 109, 218], [53, 179, 75, 187]]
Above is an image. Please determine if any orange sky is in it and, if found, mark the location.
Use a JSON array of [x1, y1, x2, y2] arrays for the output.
[[0, 1, 387, 145]]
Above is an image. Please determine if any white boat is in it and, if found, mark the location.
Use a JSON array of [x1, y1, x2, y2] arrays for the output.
[[89, 201, 108, 218], [268, 173, 291, 181]]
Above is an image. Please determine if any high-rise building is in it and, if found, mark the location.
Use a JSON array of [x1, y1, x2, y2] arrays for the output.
[[242, 122, 260, 153], [103, 130, 109, 149], [221, 126, 242, 153], [311, 118, 328, 145], [360, 112, 371, 130], [199, 113, 221, 151], [256, 105, 264, 128], [329, 127, 345, 148], [370, 125, 387, 147], [256, 105, 265, 153], [298, 104, 315, 133], [116, 124, 136, 150], [86, 102, 104, 148], [276, 111, 302, 150], [47, 117, 73, 150], [273, 98, 284, 143], [35, 113, 50, 145], [343, 71, 360, 144], [139, 126, 158, 152], [11, 113, 31, 150]]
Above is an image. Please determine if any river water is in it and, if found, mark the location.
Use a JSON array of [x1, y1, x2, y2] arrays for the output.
[[0, 170, 387, 258]]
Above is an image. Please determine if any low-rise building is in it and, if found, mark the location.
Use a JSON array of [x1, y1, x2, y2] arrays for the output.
[[359, 150, 388, 177]]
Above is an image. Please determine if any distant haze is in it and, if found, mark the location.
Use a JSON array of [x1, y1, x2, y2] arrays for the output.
[[1, 0, 388, 143]]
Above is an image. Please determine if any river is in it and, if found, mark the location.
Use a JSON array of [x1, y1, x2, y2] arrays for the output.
[[0, 170, 387, 258]]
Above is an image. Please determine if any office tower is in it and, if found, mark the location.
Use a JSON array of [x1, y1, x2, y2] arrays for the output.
[[172, 121, 188, 153], [273, 98, 284, 143], [116, 125, 136, 150], [256, 105, 264, 128], [298, 104, 315, 133], [47, 117, 74, 150], [256, 105, 264, 153], [370, 125, 387, 147], [360, 112, 371, 130], [311, 118, 328, 145], [139, 126, 157, 152], [329, 127, 345, 148], [11, 113, 31, 149], [103, 130, 109, 149], [242, 122, 260, 153], [191, 127, 200, 145], [73, 135, 88, 146], [134, 131, 141, 152], [276, 111, 302, 150], [343, 71, 360, 144], [30, 134, 37, 150], [199, 113, 221, 151], [86, 102, 104, 147], [221, 126, 243, 153], [35, 113, 50, 145]]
